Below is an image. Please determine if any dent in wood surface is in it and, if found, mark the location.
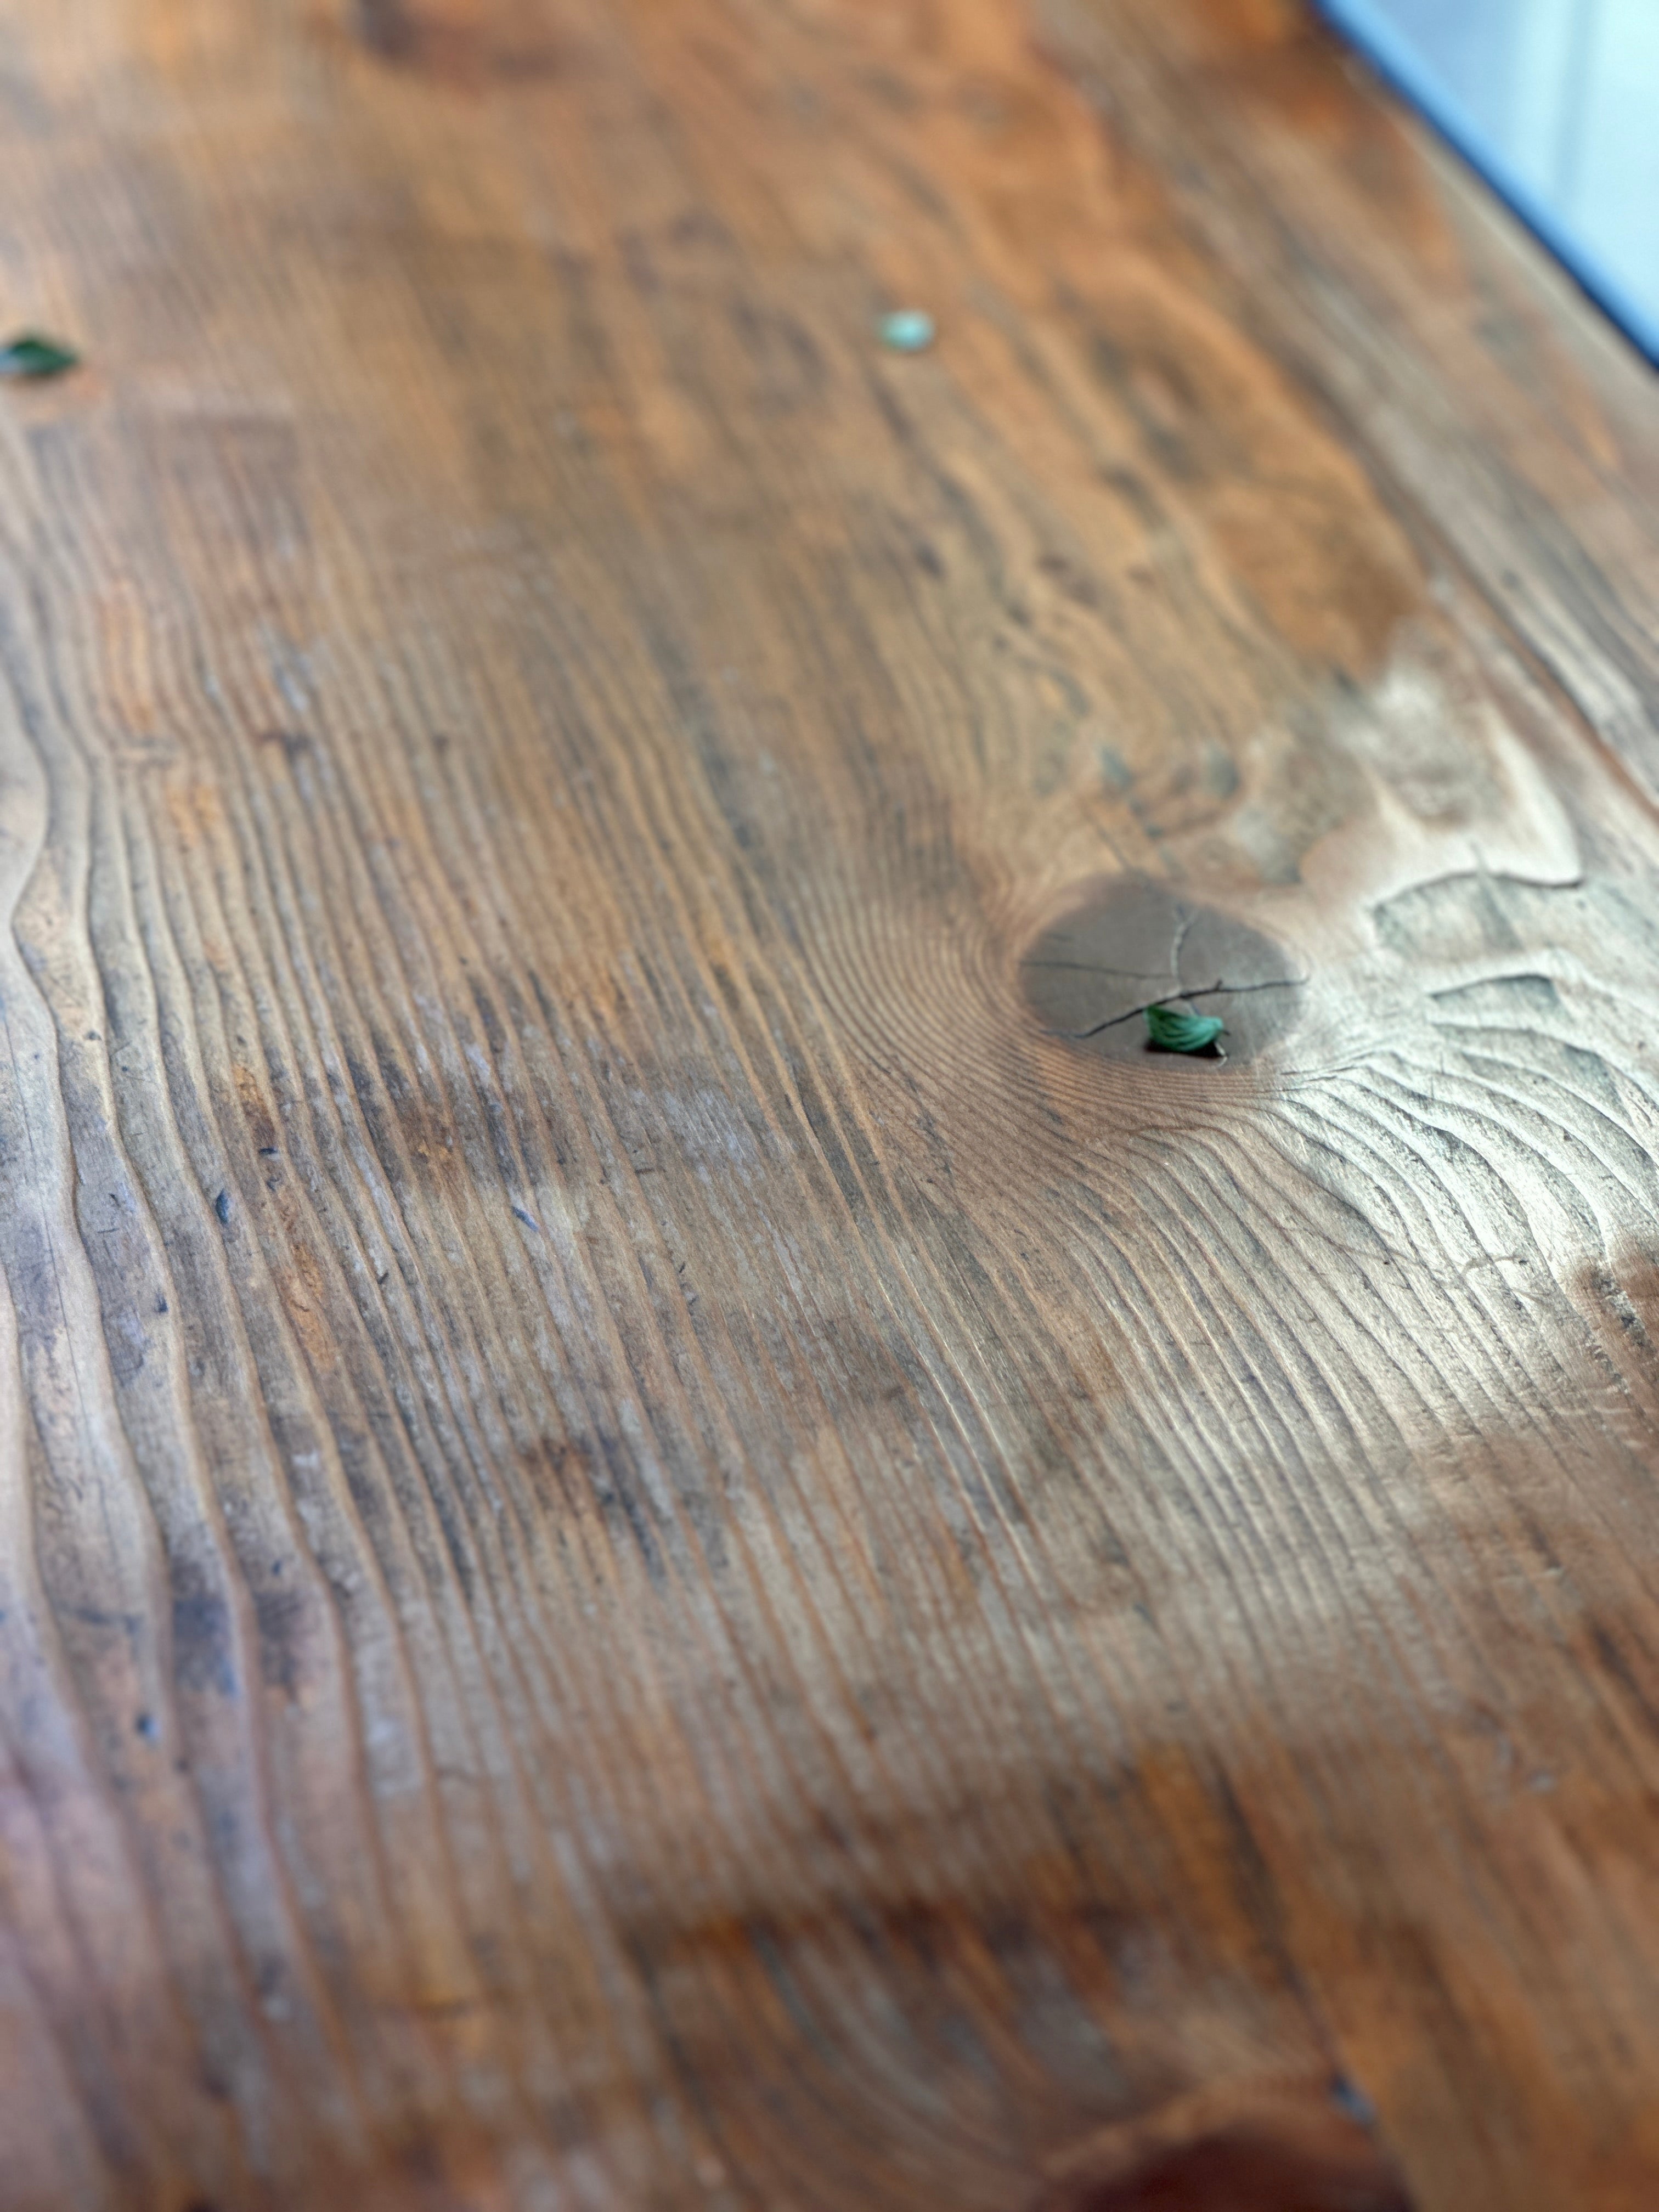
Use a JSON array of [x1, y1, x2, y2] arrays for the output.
[[1021, 878, 1304, 1062], [0, 0, 1656, 2207]]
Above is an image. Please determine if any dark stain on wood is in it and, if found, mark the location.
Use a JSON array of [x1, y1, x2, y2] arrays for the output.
[[1045, 2125, 1414, 2211], [349, 0, 561, 85], [352, 0, 416, 60], [1037, 2076, 1417, 2212]]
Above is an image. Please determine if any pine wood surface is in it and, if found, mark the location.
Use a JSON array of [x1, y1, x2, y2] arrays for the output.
[[1, 0, 1657, 2205]]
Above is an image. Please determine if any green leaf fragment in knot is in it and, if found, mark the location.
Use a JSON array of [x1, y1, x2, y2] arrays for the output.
[[1145, 1002, 1226, 1054]]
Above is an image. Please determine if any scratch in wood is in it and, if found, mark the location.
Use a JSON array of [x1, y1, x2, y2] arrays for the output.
[[1056, 974, 1308, 1040]]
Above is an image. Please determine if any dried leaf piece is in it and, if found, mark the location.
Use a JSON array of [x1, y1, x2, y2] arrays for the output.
[[0, 332, 80, 380], [1145, 1002, 1226, 1054]]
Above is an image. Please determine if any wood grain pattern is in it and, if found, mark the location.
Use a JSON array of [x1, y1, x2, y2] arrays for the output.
[[0, 0, 1656, 2204]]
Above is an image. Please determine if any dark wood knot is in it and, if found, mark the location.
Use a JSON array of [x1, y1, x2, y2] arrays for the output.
[[1022, 876, 1305, 1068]]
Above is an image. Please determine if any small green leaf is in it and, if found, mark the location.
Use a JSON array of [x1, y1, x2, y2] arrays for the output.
[[0, 332, 80, 381], [1145, 1002, 1226, 1054], [877, 309, 935, 353]]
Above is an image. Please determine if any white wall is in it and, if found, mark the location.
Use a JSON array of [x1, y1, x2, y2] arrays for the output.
[[1335, 0, 1658, 350]]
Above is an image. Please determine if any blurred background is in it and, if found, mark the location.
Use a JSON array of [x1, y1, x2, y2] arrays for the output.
[[1321, 0, 1659, 358]]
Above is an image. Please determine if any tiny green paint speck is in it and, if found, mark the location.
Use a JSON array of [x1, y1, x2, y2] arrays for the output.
[[0, 332, 80, 380], [1145, 1002, 1226, 1054], [878, 309, 935, 353]]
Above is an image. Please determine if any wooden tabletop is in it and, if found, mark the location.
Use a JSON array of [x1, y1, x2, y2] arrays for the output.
[[1, 1, 1657, 2206]]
